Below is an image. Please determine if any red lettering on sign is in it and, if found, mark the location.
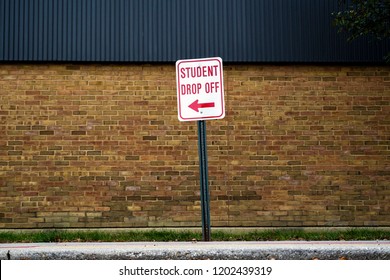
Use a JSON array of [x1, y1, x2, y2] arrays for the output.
[[205, 82, 220, 93], [181, 83, 202, 95], [180, 65, 219, 78]]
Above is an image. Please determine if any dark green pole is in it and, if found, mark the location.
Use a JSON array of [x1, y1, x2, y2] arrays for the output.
[[197, 120, 211, 241]]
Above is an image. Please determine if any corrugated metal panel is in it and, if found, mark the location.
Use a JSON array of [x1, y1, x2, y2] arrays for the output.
[[0, 0, 388, 62]]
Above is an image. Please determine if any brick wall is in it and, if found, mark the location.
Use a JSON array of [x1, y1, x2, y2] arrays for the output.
[[0, 64, 389, 229]]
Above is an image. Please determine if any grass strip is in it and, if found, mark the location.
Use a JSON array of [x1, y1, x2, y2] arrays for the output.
[[0, 228, 389, 243]]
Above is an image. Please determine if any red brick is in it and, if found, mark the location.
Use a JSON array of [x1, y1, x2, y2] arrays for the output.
[[0, 64, 389, 229]]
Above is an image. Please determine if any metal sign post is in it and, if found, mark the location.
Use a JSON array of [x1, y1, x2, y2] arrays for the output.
[[176, 57, 225, 242], [197, 120, 211, 241]]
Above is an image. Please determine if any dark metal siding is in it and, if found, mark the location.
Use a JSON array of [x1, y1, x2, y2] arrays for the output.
[[0, 0, 388, 62]]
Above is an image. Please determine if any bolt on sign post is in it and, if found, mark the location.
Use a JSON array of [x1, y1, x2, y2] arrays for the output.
[[176, 57, 225, 241]]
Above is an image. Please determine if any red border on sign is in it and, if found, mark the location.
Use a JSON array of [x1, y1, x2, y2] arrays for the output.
[[176, 57, 225, 121]]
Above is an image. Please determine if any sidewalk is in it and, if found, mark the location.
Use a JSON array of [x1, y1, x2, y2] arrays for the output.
[[1, 241, 389, 260]]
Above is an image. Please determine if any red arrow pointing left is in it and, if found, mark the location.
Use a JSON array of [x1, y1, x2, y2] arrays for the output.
[[189, 100, 215, 112]]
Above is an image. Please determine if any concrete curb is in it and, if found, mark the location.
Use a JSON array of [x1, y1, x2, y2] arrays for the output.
[[1, 241, 390, 260]]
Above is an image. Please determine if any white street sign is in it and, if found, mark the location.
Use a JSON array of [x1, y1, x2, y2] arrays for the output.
[[176, 57, 225, 121]]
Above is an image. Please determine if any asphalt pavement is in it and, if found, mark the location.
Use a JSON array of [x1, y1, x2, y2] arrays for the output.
[[1, 240, 389, 260]]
